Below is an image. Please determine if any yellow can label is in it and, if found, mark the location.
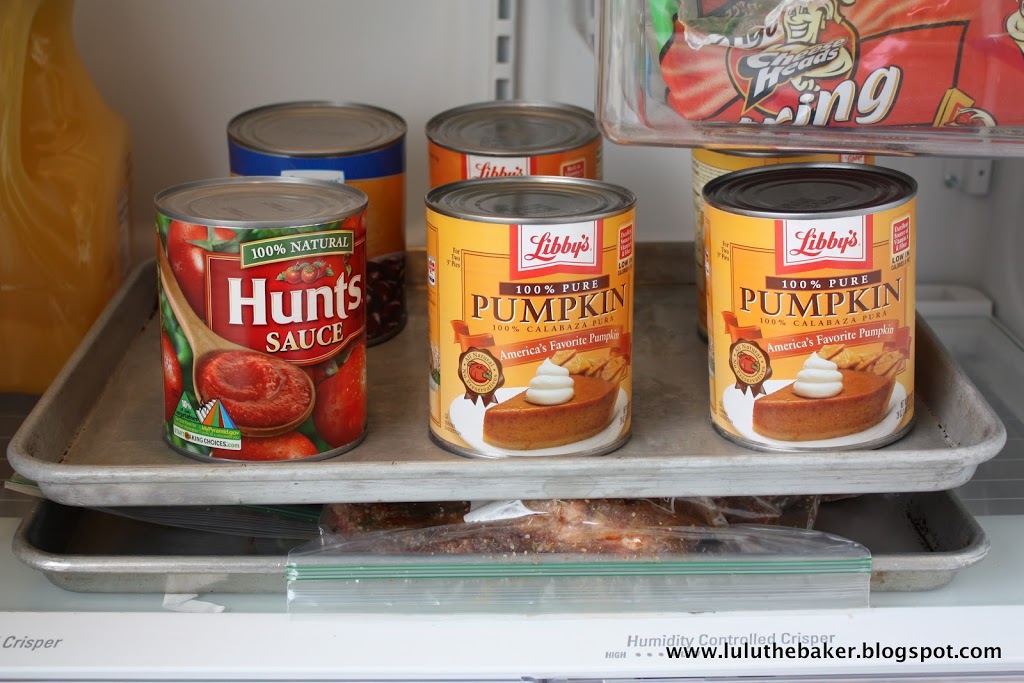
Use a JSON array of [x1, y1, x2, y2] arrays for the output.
[[427, 209, 634, 457], [692, 149, 874, 336], [706, 197, 915, 449]]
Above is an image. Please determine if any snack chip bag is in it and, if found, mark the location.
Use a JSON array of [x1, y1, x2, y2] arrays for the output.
[[654, 0, 1024, 129]]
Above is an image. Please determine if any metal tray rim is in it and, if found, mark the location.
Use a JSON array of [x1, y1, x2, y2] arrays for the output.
[[10, 505, 290, 577], [7, 249, 1008, 504], [869, 492, 990, 573], [10, 494, 990, 593]]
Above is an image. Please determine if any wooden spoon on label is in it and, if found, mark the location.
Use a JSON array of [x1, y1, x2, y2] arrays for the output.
[[156, 247, 315, 437]]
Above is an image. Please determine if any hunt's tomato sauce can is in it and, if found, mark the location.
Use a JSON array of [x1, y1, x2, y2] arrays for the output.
[[426, 101, 601, 188], [228, 102, 406, 345], [692, 149, 874, 339], [156, 177, 368, 462], [704, 164, 916, 452], [426, 177, 635, 459]]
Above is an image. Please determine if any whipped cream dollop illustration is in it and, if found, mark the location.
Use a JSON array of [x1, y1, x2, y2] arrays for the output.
[[792, 352, 844, 399], [525, 358, 575, 405]]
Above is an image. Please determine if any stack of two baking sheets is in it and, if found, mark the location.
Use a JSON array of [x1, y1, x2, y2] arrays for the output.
[[5, 244, 1006, 607]]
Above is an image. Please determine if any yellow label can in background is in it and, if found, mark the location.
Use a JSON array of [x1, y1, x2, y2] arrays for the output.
[[426, 177, 635, 458], [703, 164, 916, 451], [692, 149, 874, 339]]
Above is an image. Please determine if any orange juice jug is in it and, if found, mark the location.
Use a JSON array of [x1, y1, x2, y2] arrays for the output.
[[0, 0, 132, 393]]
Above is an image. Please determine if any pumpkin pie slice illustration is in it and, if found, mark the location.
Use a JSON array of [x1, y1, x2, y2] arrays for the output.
[[752, 345, 902, 442], [482, 351, 624, 451]]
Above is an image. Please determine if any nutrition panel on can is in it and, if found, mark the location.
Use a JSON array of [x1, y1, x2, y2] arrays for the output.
[[692, 149, 874, 339], [703, 164, 916, 452], [155, 177, 368, 463], [426, 177, 635, 459], [228, 102, 406, 345], [426, 101, 601, 188]]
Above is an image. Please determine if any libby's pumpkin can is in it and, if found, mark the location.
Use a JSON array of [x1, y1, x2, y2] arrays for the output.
[[156, 176, 368, 462], [426, 101, 601, 188], [692, 148, 874, 339], [427, 177, 635, 458], [704, 164, 916, 451]]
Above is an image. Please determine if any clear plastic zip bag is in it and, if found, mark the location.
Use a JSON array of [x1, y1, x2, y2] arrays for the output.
[[289, 499, 868, 614], [97, 504, 324, 540], [316, 496, 822, 539]]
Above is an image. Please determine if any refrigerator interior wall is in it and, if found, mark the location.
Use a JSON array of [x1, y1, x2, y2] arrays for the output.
[[73, 0, 1024, 339]]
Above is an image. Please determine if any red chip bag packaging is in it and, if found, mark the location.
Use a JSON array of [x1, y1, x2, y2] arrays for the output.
[[654, 0, 1024, 129]]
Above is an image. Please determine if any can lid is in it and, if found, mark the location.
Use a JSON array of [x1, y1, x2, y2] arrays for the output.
[[227, 101, 406, 157], [425, 101, 599, 156], [703, 164, 917, 218], [425, 177, 635, 224], [155, 176, 368, 228]]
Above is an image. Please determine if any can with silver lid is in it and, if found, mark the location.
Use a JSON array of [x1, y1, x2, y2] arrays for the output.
[[156, 176, 368, 462], [228, 101, 406, 345], [691, 148, 875, 339], [426, 176, 635, 458], [426, 101, 602, 188], [703, 163, 916, 452]]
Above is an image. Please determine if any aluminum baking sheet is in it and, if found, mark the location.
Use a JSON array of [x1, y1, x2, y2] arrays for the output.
[[813, 491, 989, 591], [7, 249, 1007, 506], [11, 492, 988, 594], [11, 501, 294, 594]]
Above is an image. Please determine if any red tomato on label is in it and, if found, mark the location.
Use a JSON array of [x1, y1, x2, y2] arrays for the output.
[[300, 263, 320, 283], [737, 352, 759, 375], [284, 264, 303, 284], [312, 344, 367, 448], [161, 329, 183, 421], [211, 431, 319, 461], [166, 221, 235, 321], [467, 361, 491, 384]]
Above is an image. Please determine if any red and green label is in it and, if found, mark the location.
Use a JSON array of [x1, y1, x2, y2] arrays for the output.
[[157, 212, 368, 461]]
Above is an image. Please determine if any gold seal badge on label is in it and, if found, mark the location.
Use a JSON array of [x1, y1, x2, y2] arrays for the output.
[[729, 339, 772, 397], [458, 348, 505, 406]]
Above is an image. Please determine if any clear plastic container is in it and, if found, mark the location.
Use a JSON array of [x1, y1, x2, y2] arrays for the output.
[[0, 0, 132, 393], [599, 0, 1024, 156]]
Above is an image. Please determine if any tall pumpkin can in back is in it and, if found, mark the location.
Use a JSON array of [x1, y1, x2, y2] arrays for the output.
[[426, 101, 601, 188], [691, 149, 874, 339]]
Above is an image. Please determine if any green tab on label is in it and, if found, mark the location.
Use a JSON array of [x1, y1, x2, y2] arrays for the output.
[[174, 395, 199, 422], [241, 230, 354, 268]]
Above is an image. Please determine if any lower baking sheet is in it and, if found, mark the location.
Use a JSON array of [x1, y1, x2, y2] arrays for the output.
[[12, 491, 988, 595]]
